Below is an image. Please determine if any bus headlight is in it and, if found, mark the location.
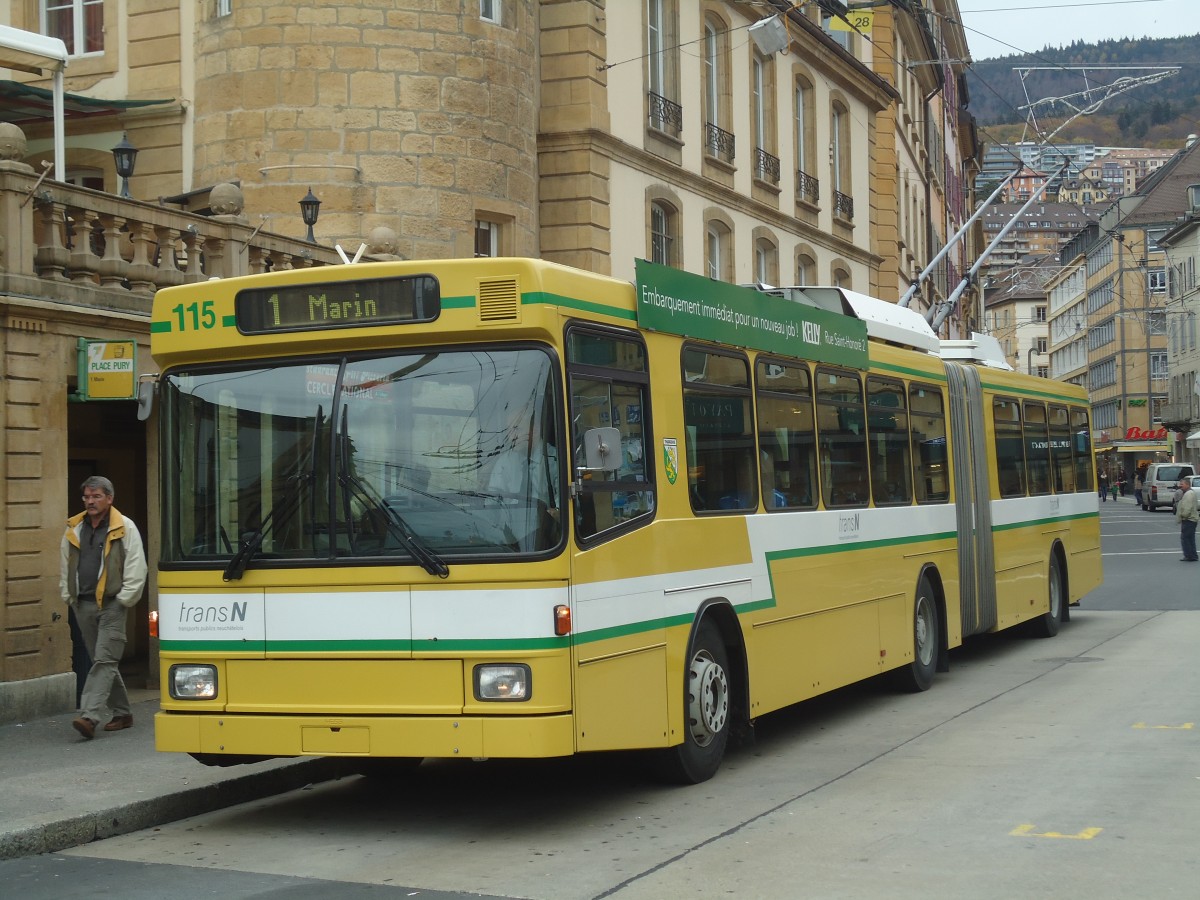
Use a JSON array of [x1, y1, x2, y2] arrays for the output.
[[474, 664, 530, 701], [170, 664, 217, 700]]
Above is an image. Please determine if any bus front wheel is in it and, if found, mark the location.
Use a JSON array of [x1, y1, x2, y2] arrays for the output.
[[654, 619, 731, 784], [891, 575, 938, 693]]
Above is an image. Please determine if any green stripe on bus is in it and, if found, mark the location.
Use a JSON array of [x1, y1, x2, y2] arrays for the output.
[[992, 510, 1099, 532], [441, 291, 638, 321], [150, 321, 172, 333], [765, 529, 958, 562], [870, 360, 949, 382]]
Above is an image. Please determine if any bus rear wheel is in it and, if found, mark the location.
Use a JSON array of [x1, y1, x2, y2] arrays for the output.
[[891, 575, 938, 693], [1030, 553, 1063, 638], [654, 619, 731, 784]]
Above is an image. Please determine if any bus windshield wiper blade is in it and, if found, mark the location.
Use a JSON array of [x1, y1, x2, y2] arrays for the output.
[[336, 406, 449, 578], [223, 407, 324, 581]]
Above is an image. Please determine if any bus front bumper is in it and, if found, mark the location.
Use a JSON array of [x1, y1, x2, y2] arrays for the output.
[[155, 710, 576, 760]]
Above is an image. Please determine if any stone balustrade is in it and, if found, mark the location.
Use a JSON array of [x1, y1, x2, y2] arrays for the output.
[[0, 125, 404, 319]]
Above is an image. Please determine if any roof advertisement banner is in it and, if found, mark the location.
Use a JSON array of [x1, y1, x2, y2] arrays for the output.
[[634, 259, 868, 369]]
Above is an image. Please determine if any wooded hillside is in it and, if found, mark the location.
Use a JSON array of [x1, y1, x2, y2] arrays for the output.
[[966, 34, 1200, 147]]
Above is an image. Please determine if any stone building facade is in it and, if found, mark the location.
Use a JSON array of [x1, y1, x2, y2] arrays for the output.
[[1, 1, 980, 722]]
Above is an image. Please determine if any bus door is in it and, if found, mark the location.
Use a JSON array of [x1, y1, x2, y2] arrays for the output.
[[944, 362, 997, 635]]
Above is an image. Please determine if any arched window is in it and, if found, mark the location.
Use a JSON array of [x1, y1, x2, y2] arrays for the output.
[[650, 199, 677, 266], [794, 75, 817, 204], [753, 233, 778, 286], [795, 253, 815, 286], [706, 219, 732, 282]]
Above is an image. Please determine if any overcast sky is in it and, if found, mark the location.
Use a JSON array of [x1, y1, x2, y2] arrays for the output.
[[956, 0, 1200, 60]]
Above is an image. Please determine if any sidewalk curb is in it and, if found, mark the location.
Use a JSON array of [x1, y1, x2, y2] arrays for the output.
[[0, 757, 345, 860]]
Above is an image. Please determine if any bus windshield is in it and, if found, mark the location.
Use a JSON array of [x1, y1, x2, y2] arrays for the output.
[[161, 347, 563, 567]]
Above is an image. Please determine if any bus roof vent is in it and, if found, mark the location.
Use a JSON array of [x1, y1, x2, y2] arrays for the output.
[[939, 333, 1014, 369], [477, 278, 520, 322]]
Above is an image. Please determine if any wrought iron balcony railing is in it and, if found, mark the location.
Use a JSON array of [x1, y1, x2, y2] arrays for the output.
[[833, 190, 854, 221], [796, 169, 819, 205], [754, 148, 780, 186], [704, 123, 735, 164], [648, 92, 683, 138]]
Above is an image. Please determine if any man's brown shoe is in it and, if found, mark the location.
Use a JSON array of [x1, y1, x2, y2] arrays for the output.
[[103, 714, 134, 732], [72, 717, 97, 740]]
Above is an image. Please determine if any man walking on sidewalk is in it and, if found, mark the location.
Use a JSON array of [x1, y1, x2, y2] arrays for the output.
[[1176, 477, 1199, 562], [59, 476, 148, 739]]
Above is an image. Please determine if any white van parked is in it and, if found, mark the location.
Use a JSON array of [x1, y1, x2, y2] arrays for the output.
[[1142, 462, 1195, 511]]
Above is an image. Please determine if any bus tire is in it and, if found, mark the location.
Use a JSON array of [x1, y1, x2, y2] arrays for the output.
[[654, 618, 731, 784], [891, 575, 938, 693], [1031, 553, 1063, 638]]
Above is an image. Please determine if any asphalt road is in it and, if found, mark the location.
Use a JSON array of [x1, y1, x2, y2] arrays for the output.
[[5, 498, 1197, 899]]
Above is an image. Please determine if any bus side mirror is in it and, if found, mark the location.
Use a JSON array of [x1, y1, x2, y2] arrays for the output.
[[136, 375, 158, 422], [580, 427, 621, 474]]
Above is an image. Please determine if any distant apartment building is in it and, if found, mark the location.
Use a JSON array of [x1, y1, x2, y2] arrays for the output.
[[979, 201, 1098, 273]]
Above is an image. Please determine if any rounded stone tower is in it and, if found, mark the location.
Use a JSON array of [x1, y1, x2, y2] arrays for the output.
[[191, 1, 538, 257]]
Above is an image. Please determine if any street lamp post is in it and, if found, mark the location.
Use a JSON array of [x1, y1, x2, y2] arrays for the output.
[[111, 133, 137, 199], [299, 188, 321, 243]]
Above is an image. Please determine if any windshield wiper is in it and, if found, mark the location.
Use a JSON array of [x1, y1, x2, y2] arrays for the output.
[[223, 408, 323, 581], [337, 407, 449, 578]]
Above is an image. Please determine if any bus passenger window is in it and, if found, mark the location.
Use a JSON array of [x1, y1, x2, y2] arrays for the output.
[[684, 346, 756, 514], [993, 397, 1026, 498], [755, 359, 817, 510], [1048, 405, 1075, 493], [816, 368, 868, 508], [910, 385, 948, 503], [867, 376, 913, 506], [566, 329, 654, 542], [1023, 402, 1051, 495], [1071, 407, 1094, 493]]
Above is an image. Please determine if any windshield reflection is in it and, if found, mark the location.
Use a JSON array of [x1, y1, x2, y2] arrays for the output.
[[162, 348, 563, 568]]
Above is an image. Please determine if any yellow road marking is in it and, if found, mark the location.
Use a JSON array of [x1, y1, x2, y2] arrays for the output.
[[1010, 824, 1103, 840], [1131, 722, 1194, 730]]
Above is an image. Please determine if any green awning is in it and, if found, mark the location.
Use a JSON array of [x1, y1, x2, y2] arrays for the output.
[[0, 79, 173, 124]]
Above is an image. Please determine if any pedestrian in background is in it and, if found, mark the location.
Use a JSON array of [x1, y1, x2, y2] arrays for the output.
[[59, 476, 148, 740], [1176, 477, 1199, 562], [1099, 470, 1108, 501], [1134, 472, 1144, 508]]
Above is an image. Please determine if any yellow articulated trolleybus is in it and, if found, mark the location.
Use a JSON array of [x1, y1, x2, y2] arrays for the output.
[[149, 257, 1102, 783]]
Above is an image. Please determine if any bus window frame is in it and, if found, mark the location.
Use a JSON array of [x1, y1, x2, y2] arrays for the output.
[[993, 395, 1027, 498], [814, 366, 869, 509], [754, 356, 818, 511], [565, 322, 656, 547], [909, 382, 949, 505], [681, 343, 757, 515]]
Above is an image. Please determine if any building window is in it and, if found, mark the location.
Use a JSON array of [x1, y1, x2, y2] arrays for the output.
[[480, 0, 500, 24], [1151, 352, 1169, 382], [754, 236, 778, 286], [831, 102, 852, 219], [650, 200, 676, 266], [1036, 337, 1047, 353], [706, 220, 732, 282], [216, 0, 232, 16], [794, 76, 818, 205], [42, 0, 104, 56], [1148, 269, 1167, 293], [795, 253, 814, 286], [1035, 305, 1047, 321], [702, 15, 732, 161], [646, 0, 680, 135], [751, 52, 777, 182], [474, 220, 500, 257]]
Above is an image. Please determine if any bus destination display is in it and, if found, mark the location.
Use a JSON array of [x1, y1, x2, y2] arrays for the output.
[[235, 275, 440, 334]]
